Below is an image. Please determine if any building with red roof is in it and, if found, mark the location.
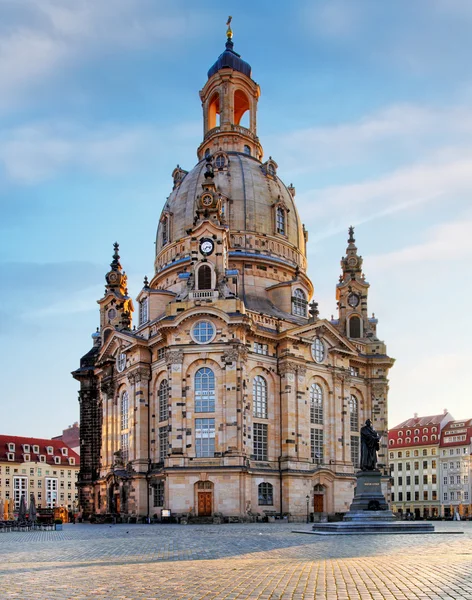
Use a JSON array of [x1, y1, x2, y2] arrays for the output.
[[0, 435, 80, 511], [439, 419, 472, 518]]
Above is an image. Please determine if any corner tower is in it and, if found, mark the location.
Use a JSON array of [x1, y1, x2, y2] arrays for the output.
[[198, 19, 262, 161]]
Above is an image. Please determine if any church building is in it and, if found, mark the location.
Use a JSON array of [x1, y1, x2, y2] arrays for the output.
[[73, 26, 394, 522]]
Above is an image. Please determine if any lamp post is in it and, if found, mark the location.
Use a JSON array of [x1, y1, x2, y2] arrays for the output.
[[306, 494, 310, 523]]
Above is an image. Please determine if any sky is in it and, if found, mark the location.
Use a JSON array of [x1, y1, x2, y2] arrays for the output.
[[1, 0, 471, 438]]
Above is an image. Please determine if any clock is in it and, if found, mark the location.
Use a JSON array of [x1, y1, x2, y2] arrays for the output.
[[202, 194, 213, 207], [199, 238, 214, 256], [348, 293, 360, 308]]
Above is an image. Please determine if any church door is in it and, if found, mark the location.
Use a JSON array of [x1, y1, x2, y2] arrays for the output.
[[313, 494, 324, 513], [198, 492, 212, 516]]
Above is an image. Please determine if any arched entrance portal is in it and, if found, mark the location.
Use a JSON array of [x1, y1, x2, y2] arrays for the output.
[[196, 481, 213, 516], [313, 484, 325, 513]]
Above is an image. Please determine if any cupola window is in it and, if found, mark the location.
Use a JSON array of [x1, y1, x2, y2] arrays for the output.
[[292, 289, 307, 317], [205, 148, 211, 159], [276, 207, 285, 235], [243, 145, 251, 156], [197, 265, 212, 290], [162, 216, 169, 246]]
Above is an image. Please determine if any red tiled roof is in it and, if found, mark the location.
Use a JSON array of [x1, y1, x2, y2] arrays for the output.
[[390, 414, 446, 429], [439, 419, 472, 448], [0, 435, 80, 466]]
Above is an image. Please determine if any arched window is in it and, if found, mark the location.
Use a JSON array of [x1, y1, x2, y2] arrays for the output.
[[253, 375, 268, 418], [243, 144, 251, 156], [292, 289, 307, 317], [406, 437, 411, 443], [268, 163, 276, 176], [205, 148, 211, 159], [258, 482, 273, 505], [158, 380, 169, 422], [349, 316, 361, 338], [195, 368, 215, 412], [197, 265, 212, 290], [121, 391, 129, 463], [214, 154, 226, 169], [162, 216, 169, 246], [414, 436, 419, 442], [349, 395, 359, 431], [276, 207, 285, 235], [234, 89, 250, 126], [398, 431, 403, 436], [208, 92, 220, 129], [310, 383, 323, 425]]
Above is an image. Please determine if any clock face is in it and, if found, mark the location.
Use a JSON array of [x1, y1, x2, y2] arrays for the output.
[[200, 238, 214, 256], [348, 293, 360, 308], [202, 194, 213, 207]]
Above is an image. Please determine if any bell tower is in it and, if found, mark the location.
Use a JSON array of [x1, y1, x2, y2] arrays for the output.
[[197, 17, 263, 161], [335, 227, 372, 340]]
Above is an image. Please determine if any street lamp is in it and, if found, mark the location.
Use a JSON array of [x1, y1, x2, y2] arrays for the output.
[[306, 494, 310, 523]]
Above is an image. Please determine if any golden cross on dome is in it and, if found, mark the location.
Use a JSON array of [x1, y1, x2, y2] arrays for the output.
[[226, 16, 233, 39]]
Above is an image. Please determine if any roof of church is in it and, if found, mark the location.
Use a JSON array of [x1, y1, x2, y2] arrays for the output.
[[208, 38, 251, 79]]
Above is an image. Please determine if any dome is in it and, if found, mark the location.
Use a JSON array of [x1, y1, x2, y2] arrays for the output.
[[207, 39, 251, 79], [157, 152, 304, 260]]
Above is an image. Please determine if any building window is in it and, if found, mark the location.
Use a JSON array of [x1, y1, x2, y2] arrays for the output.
[[45, 478, 58, 508], [398, 463, 403, 471], [139, 297, 149, 325], [276, 207, 285, 235], [398, 492, 403, 501], [351, 435, 360, 469], [192, 320, 215, 344], [258, 482, 273, 505], [158, 379, 169, 422], [405, 462, 410, 471], [407, 476, 411, 485], [32, 445, 39, 454], [159, 427, 168, 462], [195, 368, 215, 412], [254, 342, 268, 355], [197, 265, 212, 290], [310, 383, 323, 425], [311, 338, 325, 363], [267, 163, 276, 176], [349, 395, 359, 431], [253, 423, 268, 460], [398, 477, 403, 485], [153, 481, 165, 508], [414, 475, 418, 485], [253, 376, 268, 419], [8, 443, 15, 452], [162, 216, 169, 246], [214, 154, 226, 169], [422, 449, 427, 456], [244, 145, 251, 156], [349, 316, 361, 338], [292, 289, 307, 317], [13, 477, 27, 508], [406, 492, 411, 501], [121, 390, 129, 463], [311, 428, 324, 462], [195, 418, 215, 458]]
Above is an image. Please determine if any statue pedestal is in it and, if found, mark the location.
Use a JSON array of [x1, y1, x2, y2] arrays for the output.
[[295, 470, 436, 535]]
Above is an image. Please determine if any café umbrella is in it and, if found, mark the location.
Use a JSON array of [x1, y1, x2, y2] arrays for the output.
[[18, 495, 27, 524], [28, 494, 37, 524]]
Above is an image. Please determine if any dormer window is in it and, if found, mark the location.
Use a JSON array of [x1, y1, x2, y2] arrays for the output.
[[268, 163, 276, 176], [47, 446, 53, 455], [32, 445, 39, 454], [139, 297, 149, 325], [8, 443, 15, 452], [276, 207, 285, 235], [406, 430, 411, 436], [398, 431, 403, 437], [39, 455, 46, 463], [22, 444, 30, 453], [54, 456, 61, 464], [69, 457, 75, 466], [292, 289, 307, 317], [61, 448, 68, 456], [7, 452, 14, 461], [23, 453, 31, 462]]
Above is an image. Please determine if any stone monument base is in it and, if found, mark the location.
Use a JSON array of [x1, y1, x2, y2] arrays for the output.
[[303, 470, 435, 535]]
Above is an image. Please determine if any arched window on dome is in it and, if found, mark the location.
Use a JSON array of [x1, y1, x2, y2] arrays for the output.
[[349, 315, 361, 338], [197, 265, 212, 290], [208, 92, 220, 129], [292, 289, 307, 317], [234, 89, 250, 128], [310, 383, 323, 425], [276, 207, 285, 235], [244, 144, 251, 156]]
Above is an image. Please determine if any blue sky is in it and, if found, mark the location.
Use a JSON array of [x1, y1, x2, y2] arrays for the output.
[[1, 0, 471, 437]]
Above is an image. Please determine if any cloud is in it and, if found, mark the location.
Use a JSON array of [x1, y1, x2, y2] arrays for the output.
[[0, 0, 208, 111], [367, 219, 472, 269]]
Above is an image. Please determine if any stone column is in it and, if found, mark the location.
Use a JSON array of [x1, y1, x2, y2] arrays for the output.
[[166, 350, 184, 464], [296, 365, 310, 461], [222, 345, 247, 459], [278, 361, 298, 460], [128, 366, 151, 473]]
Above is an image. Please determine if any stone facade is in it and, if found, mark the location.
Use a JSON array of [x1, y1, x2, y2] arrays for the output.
[[73, 31, 394, 521]]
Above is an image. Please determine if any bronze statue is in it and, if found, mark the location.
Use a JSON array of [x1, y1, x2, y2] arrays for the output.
[[360, 419, 381, 471]]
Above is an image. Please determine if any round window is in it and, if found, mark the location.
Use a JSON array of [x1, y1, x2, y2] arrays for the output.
[[192, 321, 216, 344], [311, 338, 325, 363], [108, 308, 116, 320]]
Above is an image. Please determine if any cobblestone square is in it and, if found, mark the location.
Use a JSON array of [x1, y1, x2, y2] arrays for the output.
[[1, 521, 471, 599]]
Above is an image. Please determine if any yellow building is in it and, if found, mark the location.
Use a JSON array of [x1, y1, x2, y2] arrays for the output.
[[74, 29, 394, 522], [0, 435, 80, 512]]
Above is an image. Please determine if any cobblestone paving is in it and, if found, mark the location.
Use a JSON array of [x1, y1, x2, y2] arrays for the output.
[[1, 522, 471, 599]]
